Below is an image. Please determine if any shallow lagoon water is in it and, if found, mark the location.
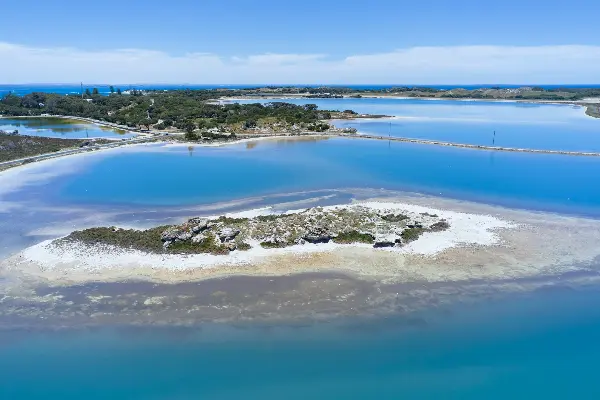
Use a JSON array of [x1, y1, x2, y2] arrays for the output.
[[235, 98, 600, 151], [2, 137, 600, 258], [2, 285, 600, 399], [3, 99, 600, 399], [9, 138, 600, 215], [0, 117, 135, 139]]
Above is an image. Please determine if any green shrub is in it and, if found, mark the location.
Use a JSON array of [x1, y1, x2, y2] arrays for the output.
[[256, 214, 288, 222], [260, 241, 289, 249], [333, 230, 375, 244], [237, 242, 252, 251], [63, 226, 168, 253], [382, 213, 409, 222], [401, 227, 425, 243], [429, 221, 450, 232], [216, 216, 249, 224]]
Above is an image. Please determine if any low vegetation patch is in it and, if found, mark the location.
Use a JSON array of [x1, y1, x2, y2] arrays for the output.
[[256, 214, 288, 222], [62, 226, 168, 253], [260, 241, 290, 249], [0, 132, 100, 163], [382, 213, 409, 222], [216, 216, 249, 224], [333, 230, 375, 244], [401, 227, 426, 243], [237, 242, 252, 251], [586, 104, 600, 119], [429, 220, 450, 232]]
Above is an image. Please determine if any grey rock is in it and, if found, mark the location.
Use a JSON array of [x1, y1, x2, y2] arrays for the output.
[[189, 218, 209, 233], [373, 240, 395, 248], [163, 241, 171, 249], [176, 231, 193, 241], [226, 242, 237, 251], [303, 226, 331, 244], [219, 227, 240, 242], [191, 233, 206, 243], [407, 223, 423, 229], [161, 227, 182, 242]]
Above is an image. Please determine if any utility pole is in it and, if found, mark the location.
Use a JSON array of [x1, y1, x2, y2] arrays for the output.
[[81, 82, 83, 98]]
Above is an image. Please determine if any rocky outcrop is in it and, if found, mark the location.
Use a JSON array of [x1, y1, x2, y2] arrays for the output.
[[303, 226, 332, 244], [189, 218, 209, 233], [191, 233, 206, 243], [218, 227, 240, 242], [161, 227, 187, 243], [161, 218, 210, 247], [65, 205, 452, 255], [373, 240, 395, 248]]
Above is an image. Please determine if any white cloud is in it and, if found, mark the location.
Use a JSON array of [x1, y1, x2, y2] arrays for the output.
[[1, 42, 599, 84]]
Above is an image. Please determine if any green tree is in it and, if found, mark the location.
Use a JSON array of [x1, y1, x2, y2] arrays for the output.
[[92, 88, 99, 95], [109, 86, 115, 93], [117, 88, 122, 95], [185, 122, 196, 134], [85, 88, 91, 97], [184, 131, 197, 140]]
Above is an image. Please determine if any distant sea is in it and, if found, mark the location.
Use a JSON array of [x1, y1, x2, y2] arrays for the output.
[[1, 84, 600, 96]]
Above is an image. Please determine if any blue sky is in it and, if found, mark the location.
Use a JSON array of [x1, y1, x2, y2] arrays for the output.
[[1, 0, 599, 83]]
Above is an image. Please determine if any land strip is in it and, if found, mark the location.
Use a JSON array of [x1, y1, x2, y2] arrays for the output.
[[0, 134, 158, 170], [338, 133, 600, 157], [3, 128, 600, 173]]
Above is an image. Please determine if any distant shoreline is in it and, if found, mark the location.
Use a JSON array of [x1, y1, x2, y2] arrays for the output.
[[224, 95, 600, 117]]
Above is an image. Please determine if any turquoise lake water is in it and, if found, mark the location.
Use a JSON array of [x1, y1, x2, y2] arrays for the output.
[[234, 98, 600, 151], [2, 286, 600, 399], [3, 99, 600, 399], [9, 138, 600, 215], [0, 117, 136, 139]]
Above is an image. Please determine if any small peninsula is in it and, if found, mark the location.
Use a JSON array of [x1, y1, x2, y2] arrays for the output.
[[0, 91, 379, 136], [0, 130, 113, 165]]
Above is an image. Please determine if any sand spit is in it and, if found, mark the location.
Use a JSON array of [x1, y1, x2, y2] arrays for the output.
[[4, 198, 600, 287]]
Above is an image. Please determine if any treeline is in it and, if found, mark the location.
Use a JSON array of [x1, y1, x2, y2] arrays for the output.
[[0, 91, 333, 130], [241, 86, 600, 100]]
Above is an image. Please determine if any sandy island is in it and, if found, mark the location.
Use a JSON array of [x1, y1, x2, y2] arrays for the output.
[[2, 194, 600, 327], [4, 197, 600, 285]]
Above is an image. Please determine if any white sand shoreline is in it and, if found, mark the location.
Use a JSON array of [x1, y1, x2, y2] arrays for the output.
[[17, 201, 513, 271]]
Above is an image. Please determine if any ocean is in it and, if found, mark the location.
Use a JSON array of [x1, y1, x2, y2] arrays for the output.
[[2, 97, 600, 399], [2, 83, 600, 97]]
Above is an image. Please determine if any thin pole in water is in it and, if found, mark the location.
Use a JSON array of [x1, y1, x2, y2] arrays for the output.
[[493, 130, 496, 145]]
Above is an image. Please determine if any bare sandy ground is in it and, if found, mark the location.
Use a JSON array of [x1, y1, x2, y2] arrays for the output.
[[3, 196, 600, 288]]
